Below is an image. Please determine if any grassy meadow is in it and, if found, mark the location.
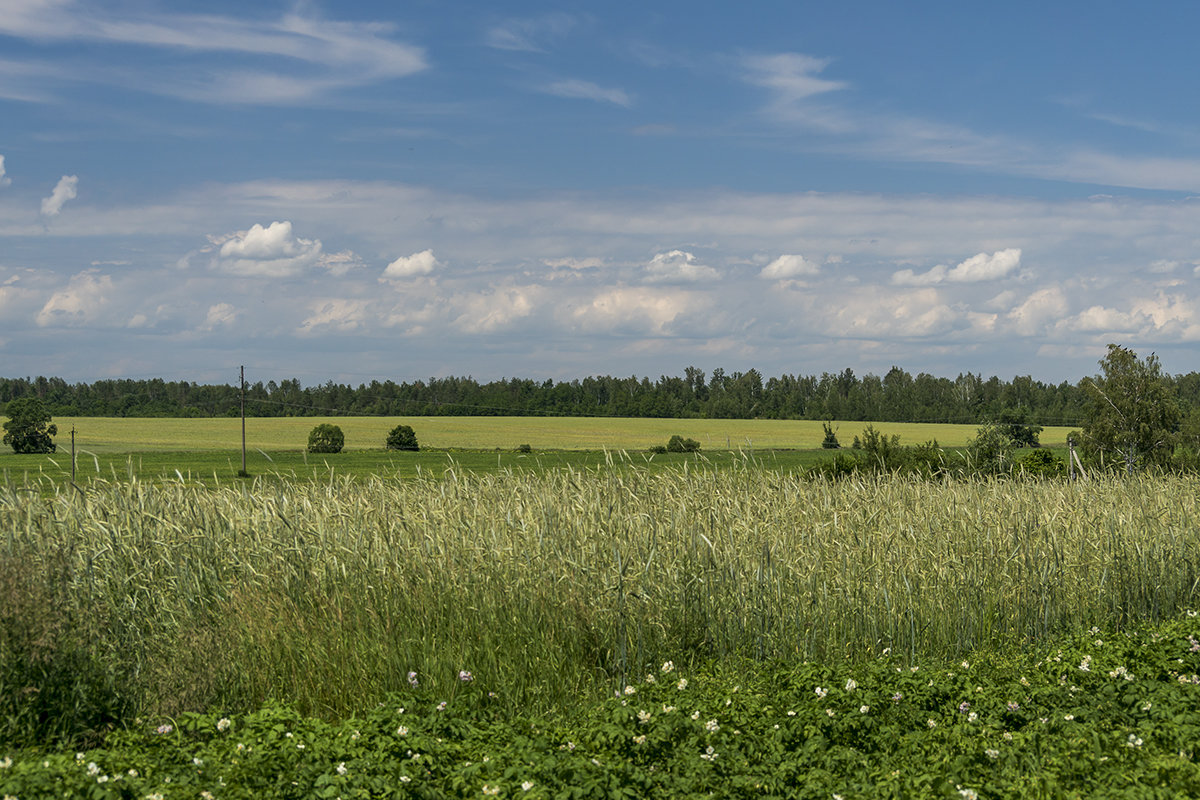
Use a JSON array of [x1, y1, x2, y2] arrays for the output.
[[50, 415, 1077, 453], [5, 418, 1197, 797]]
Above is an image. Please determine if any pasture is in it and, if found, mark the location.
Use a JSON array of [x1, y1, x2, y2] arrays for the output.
[[49, 415, 1077, 453]]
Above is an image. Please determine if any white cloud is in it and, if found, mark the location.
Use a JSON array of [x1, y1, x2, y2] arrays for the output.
[[383, 249, 440, 279], [36, 269, 112, 326], [947, 248, 1021, 282], [760, 253, 820, 279], [812, 286, 962, 339], [645, 250, 718, 283], [300, 298, 371, 333], [451, 287, 539, 333], [743, 53, 846, 104], [567, 287, 691, 335], [543, 256, 605, 270], [0, 155, 10, 187], [0, 2, 427, 105], [486, 13, 577, 52], [318, 250, 362, 276], [41, 174, 77, 216], [544, 79, 631, 107], [891, 264, 947, 286], [1006, 287, 1068, 331], [216, 221, 322, 277], [892, 249, 1021, 286], [202, 302, 238, 330]]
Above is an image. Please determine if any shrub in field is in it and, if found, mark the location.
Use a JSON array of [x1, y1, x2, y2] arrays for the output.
[[821, 421, 840, 449], [2, 397, 57, 454], [966, 422, 1015, 474], [648, 445, 667, 454], [385, 424, 419, 451], [517, 443, 532, 453], [306, 423, 344, 454], [1019, 447, 1064, 477], [666, 435, 700, 453]]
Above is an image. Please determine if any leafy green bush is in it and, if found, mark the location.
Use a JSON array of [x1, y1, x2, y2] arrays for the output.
[[648, 445, 667, 454], [666, 435, 700, 453], [2, 397, 57, 454], [517, 443, 532, 453], [385, 424, 419, 451], [307, 423, 344, 454], [966, 422, 1015, 474], [1019, 447, 1065, 477], [821, 421, 840, 449]]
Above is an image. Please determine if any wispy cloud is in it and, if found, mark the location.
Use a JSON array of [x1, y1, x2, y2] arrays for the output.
[[742, 51, 1200, 193], [543, 79, 631, 107], [486, 13, 578, 52], [0, 1, 427, 105]]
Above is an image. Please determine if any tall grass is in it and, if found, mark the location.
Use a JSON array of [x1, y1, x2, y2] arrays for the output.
[[2, 465, 1198, 741]]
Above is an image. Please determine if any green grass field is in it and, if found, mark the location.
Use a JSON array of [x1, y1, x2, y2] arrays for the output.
[[48, 415, 1076, 453]]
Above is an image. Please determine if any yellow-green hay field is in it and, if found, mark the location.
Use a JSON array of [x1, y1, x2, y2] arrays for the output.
[[54, 416, 1076, 453]]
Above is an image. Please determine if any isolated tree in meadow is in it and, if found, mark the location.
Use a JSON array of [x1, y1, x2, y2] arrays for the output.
[[386, 424, 419, 451], [307, 423, 344, 454], [2, 398, 57, 454], [1079, 344, 1179, 473]]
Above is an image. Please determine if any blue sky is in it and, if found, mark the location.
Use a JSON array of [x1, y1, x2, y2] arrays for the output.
[[3, 0, 1200, 386]]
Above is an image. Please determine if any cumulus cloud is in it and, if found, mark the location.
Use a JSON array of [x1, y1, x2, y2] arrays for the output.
[[568, 287, 690, 336], [892, 248, 1021, 286], [1006, 286, 1068, 331], [805, 286, 961, 339], [41, 174, 78, 216], [202, 302, 238, 329], [0, 155, 10, 187], [36, 269, 112, 326], [216, 221, 322, 277], [644, 250, 719, 283], [760, 253, 819, 279], [451, 287, 539, 333], [383, 249, 440, 279], [543, 79, 631, 107]]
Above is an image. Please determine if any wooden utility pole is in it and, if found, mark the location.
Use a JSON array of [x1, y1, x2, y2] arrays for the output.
[[240, 365, 247, 475]]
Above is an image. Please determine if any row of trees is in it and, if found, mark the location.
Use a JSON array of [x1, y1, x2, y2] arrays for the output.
[[2, 345, 1194, 474], [8, 362, 1200, 425]]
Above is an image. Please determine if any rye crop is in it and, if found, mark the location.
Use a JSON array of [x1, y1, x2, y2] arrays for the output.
[[2, 466, 1197, 743]]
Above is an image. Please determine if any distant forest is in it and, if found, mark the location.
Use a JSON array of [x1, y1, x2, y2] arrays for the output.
[[7, 366, 1200, 426]]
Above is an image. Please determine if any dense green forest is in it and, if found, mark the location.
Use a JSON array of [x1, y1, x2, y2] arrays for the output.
[[7, 365, 1200, 424]]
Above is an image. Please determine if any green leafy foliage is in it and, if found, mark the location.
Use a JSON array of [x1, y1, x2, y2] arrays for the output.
[[966, 422, 1015, 474], [666, 435, 700, 453], [385, 424, 419, 451], [995, 408, 1043, 448], [2, 397, 57, 454], [6, 613, 1200, 798], [1080, 344, 1180, 473], [306, 423, 344, 454], [1019, 447, 1065, 477], [820, 421, 840, 449]]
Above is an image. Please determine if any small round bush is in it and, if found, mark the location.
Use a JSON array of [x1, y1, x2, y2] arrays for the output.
[[648, 445, 667, 455], [517, 443, 532, 453], [307, 423, 345, 454], [386, 424, 419, 451], [666, 435, 701, 453]]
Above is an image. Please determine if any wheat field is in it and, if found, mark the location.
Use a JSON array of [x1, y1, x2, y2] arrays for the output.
[[3, 465, 1193, 724]]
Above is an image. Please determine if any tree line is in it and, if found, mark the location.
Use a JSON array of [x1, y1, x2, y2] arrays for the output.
[[4, 362, 1200, 426]]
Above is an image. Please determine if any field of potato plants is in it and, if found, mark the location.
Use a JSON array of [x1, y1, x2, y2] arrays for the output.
[[4, 462, 1200, 797]]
